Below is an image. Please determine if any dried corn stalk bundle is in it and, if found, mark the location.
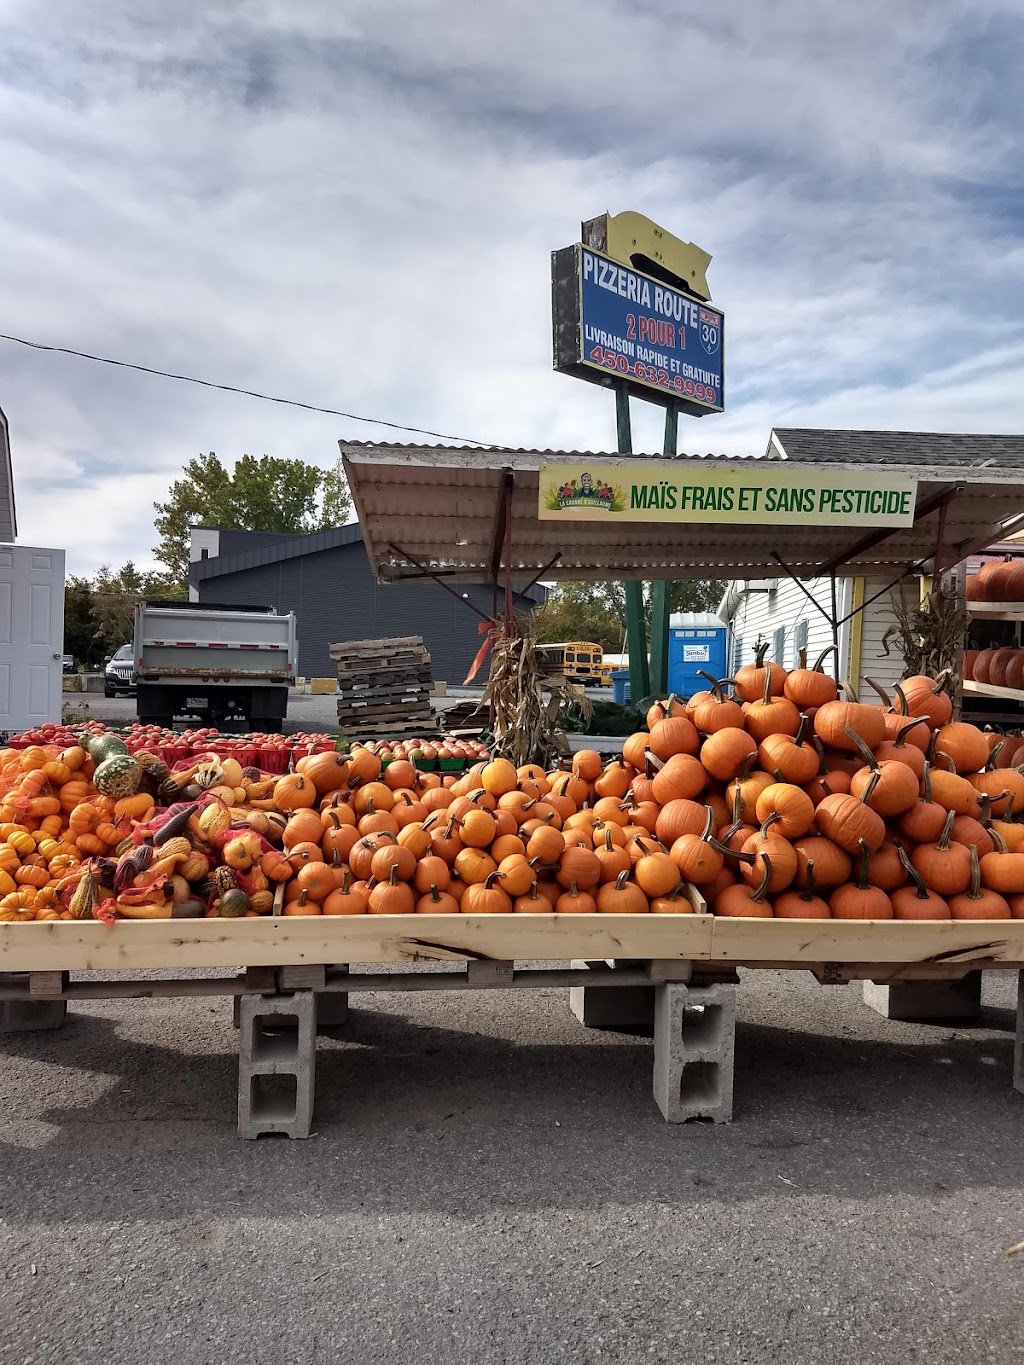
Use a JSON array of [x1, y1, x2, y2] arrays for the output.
[[883, 577, 968, 715], [482, 614, 592, 768]]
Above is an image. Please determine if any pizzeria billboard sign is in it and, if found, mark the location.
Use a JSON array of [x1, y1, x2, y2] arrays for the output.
[[538, 462, 918, 528]]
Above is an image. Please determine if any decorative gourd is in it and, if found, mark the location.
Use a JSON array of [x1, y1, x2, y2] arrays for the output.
[[93, 755, 142, 798], [829, 841, 894, 919], [690, 673, 745, 733], [814, 774, 885, 853], [784, 648, 838, 710], [700, 728, 757, 783], [773, 861, 831, 919], [891, 847, 951, 920], [949, 845, 1010, 920], [219, 887, 250, 918], [754, 783, 814, 839], [734, 642, 786, 703]]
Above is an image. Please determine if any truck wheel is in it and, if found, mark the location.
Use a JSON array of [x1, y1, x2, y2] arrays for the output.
[[260, 717, 283, 734]]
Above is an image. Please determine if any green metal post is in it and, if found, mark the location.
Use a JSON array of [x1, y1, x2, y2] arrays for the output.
[[648, 403, 678, 695], [617, 385, 650, 702]]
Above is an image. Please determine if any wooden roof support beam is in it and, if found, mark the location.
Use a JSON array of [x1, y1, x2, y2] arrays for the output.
[[819, 485, 962, 575], [488, 468, 515, 585]]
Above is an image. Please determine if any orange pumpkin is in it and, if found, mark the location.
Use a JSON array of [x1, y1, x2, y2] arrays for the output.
[[734, 642, 786, 703], [273, 773, 318, 811], [461, 872, 512, 914], [784, 648, 838, 710], [754, 783, 815, 839], [949, 845, 1010, 920], [814, 700, 886, 752], [700, 729, 757, 783], [891, 847, 951, 920], [830, 841, 894, 920], [596, 869, 649, 914]]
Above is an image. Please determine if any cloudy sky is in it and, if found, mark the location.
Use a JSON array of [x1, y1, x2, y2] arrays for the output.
[[2, 0, 1022, 576]]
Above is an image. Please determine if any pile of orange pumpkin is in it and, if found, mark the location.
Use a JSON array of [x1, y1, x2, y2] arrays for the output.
[[5, 657, 1024, 923], [264, 657, 1024, 920]]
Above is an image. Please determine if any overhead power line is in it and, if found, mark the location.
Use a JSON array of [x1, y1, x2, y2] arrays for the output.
[[0, 331, 490, 447]]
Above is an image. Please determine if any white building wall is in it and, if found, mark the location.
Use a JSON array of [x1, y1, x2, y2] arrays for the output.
[[725, 574, 913, 701], [188, 528, 221, 603]]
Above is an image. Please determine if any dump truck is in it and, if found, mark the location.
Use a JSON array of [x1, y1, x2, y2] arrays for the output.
[[133, 600, 297, 730]]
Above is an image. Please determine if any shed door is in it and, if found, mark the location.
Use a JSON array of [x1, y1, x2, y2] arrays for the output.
[[0, 545, 65, 737]]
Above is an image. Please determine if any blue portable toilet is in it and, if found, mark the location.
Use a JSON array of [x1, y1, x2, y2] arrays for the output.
[[667, 612, 729, 699]]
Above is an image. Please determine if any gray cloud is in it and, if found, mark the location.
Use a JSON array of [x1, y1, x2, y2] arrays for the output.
[[0, 0, 1021, 574]]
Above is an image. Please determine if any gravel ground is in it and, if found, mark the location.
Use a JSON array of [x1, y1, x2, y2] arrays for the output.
[[1, 969, 1022, 1364]]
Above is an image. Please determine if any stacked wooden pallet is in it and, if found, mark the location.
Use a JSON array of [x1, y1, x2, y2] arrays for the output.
[[330, 636, 437, 738]]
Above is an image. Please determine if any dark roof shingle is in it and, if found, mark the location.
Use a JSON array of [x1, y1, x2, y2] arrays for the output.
[[771, 428, 1024, 468]]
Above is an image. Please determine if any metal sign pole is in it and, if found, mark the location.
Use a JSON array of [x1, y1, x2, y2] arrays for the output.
[[648, 403, 678, 694], [618, 385, 650, 703]]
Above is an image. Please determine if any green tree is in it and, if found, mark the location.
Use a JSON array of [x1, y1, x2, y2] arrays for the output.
[[153, 452, 352, 588], [63, 576, 100, 668], [91, 562, 180, 653], [535, 579, 725, 652]]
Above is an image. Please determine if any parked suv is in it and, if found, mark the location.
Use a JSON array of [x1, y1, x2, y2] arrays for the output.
[[104, 644, 136, 697]]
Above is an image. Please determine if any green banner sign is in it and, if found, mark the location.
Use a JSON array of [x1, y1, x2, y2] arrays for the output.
[[537, 462, 918, 528]]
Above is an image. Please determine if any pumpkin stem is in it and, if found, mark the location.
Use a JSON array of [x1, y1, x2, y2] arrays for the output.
[[864, 677, 892, 707], [921, 761, 934, 804], [844, 726, 878, 770], [937, 807, 956, 851], [615, 869, 631, 891], [802, 859, 818, 902], [755, 639, 771, 668], [708, 835, 736, 858], [897, 843, 930, 900], [760, 664, 773, 707], [855, 839, 871, 891], [981, 741, 1004, 773], [644, 750, 665, 772], [429, 883, 443, 904], [967, 843, 982, 901], [751, 854, 772, 903], [794, 714, 810, 748], [977, 792, 1002, 827], [730, 785, 744, 827], [857, 770, 881, 807], [932, 669, 953, 698], [697, 670, 725, 701], [484, 871, 504, 889], [893, 716, 928, 748], [340, 868, 352, 894], [892, 682, 911, 717], [811, 647, 833, 674], [990, 826, 1009, 854], [796, 646, 808, 671], [760, 813, 782, 836], [812, 736, 829, 776], [700, 805, 715, 842], [936, 748, 958, 776], [836, 679, 859, 701]]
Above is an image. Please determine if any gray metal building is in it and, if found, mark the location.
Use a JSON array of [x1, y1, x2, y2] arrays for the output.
[[188, 525, 545, 683]]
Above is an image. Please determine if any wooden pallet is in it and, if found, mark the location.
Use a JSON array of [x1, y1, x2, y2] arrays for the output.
[[338, 685, 433, 703], [329, 635, 426, 656]]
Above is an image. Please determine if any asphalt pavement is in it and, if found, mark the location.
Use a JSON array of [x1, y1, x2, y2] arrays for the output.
[[1, 969, 1022, 1364]]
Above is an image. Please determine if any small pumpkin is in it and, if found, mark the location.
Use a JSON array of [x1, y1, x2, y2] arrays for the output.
[[784, 648, 838, 710], [368, 865, 415, 915], [734, 641, 786, 703], [814, 773, 886, 853], [461, 870, 512, 914], [829, 841, 893, 920], [596, 869, 650, 914], [949, 844, 1010, 920], [891, 846, 951, 920], [773, 860, 831, 919]]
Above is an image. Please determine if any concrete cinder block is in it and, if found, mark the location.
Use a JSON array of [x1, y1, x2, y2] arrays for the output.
[[862, 973, 983, 1022], [238, 992, 316, 1139], [0, 998, 67, 1032], [653, 982, 735, 1123], [1014, 971, 1023, 1098], [310, 677, 337, 695], [569, 959, 654, 1031]]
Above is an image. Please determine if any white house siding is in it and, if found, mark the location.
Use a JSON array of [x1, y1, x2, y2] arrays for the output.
[[725, 574, 913, 701]]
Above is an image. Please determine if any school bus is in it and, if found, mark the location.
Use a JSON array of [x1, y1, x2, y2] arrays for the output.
[[535, 641, 606, 685]]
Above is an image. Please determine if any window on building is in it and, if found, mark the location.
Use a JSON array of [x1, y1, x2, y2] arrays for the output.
[[793, 619, 808, 665], [772, 626, 785, 662]]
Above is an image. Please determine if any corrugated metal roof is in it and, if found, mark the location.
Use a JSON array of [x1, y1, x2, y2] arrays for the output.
[[341, 439, 1024, 584], [771, 428, 1024, 467]]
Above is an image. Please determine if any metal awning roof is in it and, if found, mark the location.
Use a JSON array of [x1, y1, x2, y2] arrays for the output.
[[340, 441, 1024, 584]]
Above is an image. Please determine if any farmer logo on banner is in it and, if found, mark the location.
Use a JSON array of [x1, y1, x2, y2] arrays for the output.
[[544, 471, 625, 514]]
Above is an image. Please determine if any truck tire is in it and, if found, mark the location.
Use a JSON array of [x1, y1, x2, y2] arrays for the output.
[[260, 717, 283, 734]]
